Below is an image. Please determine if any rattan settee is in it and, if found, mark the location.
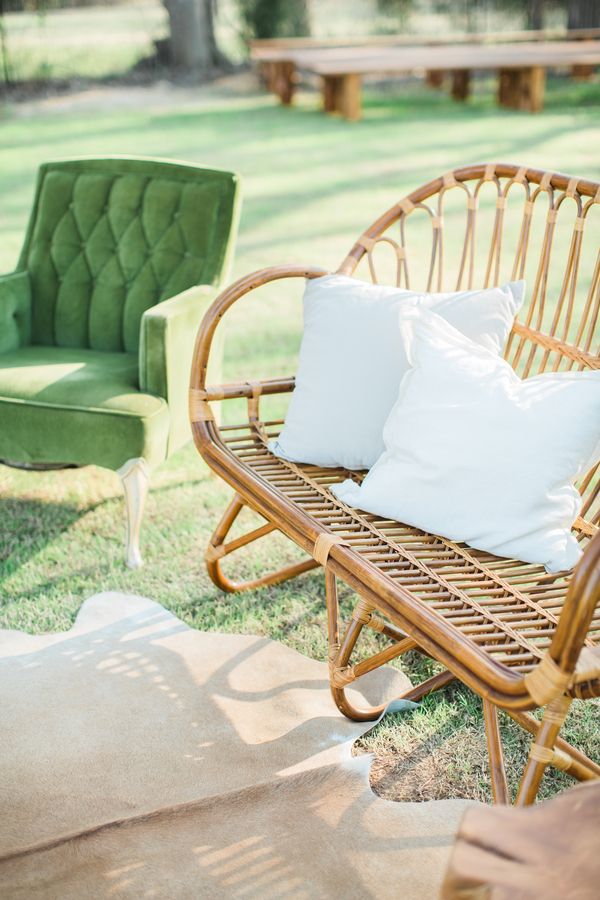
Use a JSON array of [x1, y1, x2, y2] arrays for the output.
[[190, 163, 600, 805]]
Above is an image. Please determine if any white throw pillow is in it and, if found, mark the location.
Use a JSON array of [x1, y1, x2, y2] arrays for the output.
[[269, 274, 525, 470], [332, 305, 600, 574]]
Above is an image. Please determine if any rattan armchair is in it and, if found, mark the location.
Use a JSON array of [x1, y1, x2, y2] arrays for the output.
[[190, 163, 600, 805]]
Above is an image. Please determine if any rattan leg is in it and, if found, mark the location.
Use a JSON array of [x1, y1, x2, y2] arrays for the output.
[[483, 700, 510, 804], [328, 587, 382, 721], [326, 576, 455, 720], [206, 492, 318, 593], [508, 709, 600, 782], [515, 695, 573, 806]]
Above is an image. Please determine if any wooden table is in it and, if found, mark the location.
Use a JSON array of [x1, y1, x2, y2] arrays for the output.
[[251, 27, 600, 55], [255, 38, 600, 119], [442, 781, 600, 899]]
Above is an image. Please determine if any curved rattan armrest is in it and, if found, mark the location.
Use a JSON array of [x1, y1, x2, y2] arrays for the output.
[[547, 530, 600, 675], [189, 265, 328, 402]]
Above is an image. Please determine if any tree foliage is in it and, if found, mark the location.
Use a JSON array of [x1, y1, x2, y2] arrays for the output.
[[237, 0, 310, 40]]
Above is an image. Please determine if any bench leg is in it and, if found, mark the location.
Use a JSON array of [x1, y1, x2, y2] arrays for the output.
[[339, 73, 362, 120], [322, 74, 362, 120], [326, 571, 454, 720], [322, 75, 342, 113], [426, 69, 445, 88], [451, 69, 471, 102], [498, 67, 545, 112], [483, 700, 509, 804], [206, 492, 318, 593], [515, 695, 575, 805], [572, 63, 595, 81], [273, 60, 297, 105]]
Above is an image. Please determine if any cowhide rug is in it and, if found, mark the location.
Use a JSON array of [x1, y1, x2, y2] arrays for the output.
[[0, 593, 473, 898]]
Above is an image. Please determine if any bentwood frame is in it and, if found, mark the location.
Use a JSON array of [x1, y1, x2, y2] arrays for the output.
[[190, 163, 600, 805]]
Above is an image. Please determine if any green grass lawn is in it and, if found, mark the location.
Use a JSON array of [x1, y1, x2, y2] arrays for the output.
[[1, 73, 599, 803], [2, 2, 168, 82]]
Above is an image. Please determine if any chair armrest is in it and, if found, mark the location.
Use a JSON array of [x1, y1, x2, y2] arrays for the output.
[[549, 528, 600, 675], [524, 530, 600, 706], [0, 271, 31, 354], [139, 284, 223, 454]]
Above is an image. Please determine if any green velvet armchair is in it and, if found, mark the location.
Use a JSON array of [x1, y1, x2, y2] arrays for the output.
[[0, 157, 240, 567]]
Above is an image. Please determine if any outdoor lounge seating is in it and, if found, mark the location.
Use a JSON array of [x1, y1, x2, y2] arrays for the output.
[[0, 156, 240, 567], [190, 162, 600, 806]]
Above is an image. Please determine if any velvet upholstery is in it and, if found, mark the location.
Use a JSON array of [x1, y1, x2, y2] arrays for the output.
[[139, 284, 224, 454], [0, 346, 169, 469], [0, 271, 32, 354], [0, 157, 240, 471]]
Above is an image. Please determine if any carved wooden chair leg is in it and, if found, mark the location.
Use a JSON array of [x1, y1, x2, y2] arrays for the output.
[[483, 700, 510, 804], [206, 492, 318, 593], [117, 457, 150, 570], [326, 572, 455, 721]]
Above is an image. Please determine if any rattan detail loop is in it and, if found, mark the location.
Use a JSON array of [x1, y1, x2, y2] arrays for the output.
[[575, 647, 600, 682], [541, 695, 572, 724], [566, 177, 580, 198], [189, 389, 214, 423], [247, 381, 263, 399], [313, 533, 347, 566], [552, 749, 575, 772], [397, 197, 415, 215], [358, 234, 376, 251], [540, 171, 553, 190], [330, 665, 356, 688], [442, 172, 457, 188], [513, 166, 528, 183], [484, 163, 496, 181], [529, 744, 573, 772], [205, 543, 226, 562], [352, 598, 374, 625], [529, 743, 555, 764], [524, 655, 572, 705]]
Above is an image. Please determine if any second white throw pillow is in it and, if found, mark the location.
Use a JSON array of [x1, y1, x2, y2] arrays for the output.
[[269, 274, 525, 470], [332, 305, 600, 573]]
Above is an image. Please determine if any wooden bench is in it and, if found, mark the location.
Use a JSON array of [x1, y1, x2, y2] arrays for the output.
[[254, 37, 600, 119], [190, 163, 600, 807]]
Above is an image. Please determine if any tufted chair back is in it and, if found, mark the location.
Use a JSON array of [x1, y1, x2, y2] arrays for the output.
[[18, 157, 239, 353]]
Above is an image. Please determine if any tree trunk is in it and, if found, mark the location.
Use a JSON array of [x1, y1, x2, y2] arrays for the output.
[[568, 0, 600, 29], [163, 0, 221, 72], [528, 0, 543, 30]]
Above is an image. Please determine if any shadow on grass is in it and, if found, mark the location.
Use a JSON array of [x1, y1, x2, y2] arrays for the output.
[[0, 496, 84, 577], [0, 477, 208, 581]]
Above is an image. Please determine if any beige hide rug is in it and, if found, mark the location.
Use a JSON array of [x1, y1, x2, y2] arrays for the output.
[[0, 592, 473, 899]]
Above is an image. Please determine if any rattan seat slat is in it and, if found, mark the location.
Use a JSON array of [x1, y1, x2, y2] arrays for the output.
[[239, 429, 561, 664]]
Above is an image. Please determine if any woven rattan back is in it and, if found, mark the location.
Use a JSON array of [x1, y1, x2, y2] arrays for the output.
[[339, 163, 600, 526]]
